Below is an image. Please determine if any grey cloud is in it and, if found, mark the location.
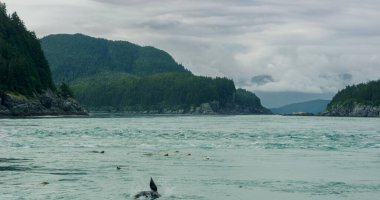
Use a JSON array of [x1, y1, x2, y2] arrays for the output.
[[141, 19, 181, 31], [339, 73, 353, 81], [251, 75, 274, 86], [3, 0, 380, 101]]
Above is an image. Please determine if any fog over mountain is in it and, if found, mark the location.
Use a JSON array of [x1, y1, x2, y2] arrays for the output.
[[4, 0, 380, 106]]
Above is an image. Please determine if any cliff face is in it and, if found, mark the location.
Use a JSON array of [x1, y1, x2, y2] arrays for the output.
[[323, 103, 380, 117], [0, 91, 87, 116]]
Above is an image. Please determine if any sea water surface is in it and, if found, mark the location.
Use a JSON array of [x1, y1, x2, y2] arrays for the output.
[[1, 115, 380, 200]]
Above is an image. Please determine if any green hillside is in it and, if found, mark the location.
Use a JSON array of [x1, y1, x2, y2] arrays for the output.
[[69, 73, 270, 113], [70, 72, 235, 111], [0, 3, 55, 95], [41, 33, 270, 114], [0, 3, 86, 116], [327, 80, 380, 109], [40, 34, 187, 83]]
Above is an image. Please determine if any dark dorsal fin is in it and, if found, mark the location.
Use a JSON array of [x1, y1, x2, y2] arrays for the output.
[[150, 177, 158, 192]]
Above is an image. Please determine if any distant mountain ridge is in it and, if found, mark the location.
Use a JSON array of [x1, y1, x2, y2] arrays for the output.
[[270, 100, 330, 114], [41, 34, 187, 83]]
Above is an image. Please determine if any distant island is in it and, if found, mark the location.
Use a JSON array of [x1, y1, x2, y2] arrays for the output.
[[41, 34, 271, 114], [323, 80, 380, 117], [0, 3, 86, 116]]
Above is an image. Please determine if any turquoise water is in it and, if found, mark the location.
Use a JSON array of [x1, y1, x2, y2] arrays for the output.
[[1, 115, 380, 200]]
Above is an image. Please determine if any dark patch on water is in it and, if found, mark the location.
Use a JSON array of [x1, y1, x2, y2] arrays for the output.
[[33, 168, 88, 176], [50, 172, 87, 175], [324, 133, 341, 141], [0, 158, 32, 163], [58, 178, 80, 182], [122, 193, 132, 198], [0, 158, 34, 172], [143, 153, 154, 156], [0, 165, 32, 171]]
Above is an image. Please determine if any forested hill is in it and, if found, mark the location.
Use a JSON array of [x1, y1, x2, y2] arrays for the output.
[[0, 3, 86, 116], [0, 3, 55, 95], [69, 72, 270, 114], [324, 80, 380, 117], [40, 33, 270, 114], [41, 34, 187, 83]]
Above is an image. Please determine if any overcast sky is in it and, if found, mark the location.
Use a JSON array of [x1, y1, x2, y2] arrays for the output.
[[3, 0, 380, 104]]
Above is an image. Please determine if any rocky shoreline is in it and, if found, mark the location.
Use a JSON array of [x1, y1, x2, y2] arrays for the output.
[[0, 90, 87, 117], [87, 101, 272, 115], [0, 92, 271, 116], [322, 103, 380, 117]]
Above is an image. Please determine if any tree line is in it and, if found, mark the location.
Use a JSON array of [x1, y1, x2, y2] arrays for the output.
[[328, 80, 380, 108], [70, 72, 241, 111], [0, 3, 55, 95], [40, 34, 188, 83]]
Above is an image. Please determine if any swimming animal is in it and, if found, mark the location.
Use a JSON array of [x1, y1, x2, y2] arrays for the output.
[[134, 178, 161, 199], [90, 150, 105, 154]]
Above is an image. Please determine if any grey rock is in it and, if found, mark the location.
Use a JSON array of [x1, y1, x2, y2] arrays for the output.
[[199, 103, 215, 114], [323, 103, 380, 117], [0, 90, 87, 116], [85, 100, 271, 115]]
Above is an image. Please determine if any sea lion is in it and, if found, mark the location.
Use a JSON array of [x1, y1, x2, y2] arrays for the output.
[[90, 150, 105, 154], [134, 178, 161, 199]]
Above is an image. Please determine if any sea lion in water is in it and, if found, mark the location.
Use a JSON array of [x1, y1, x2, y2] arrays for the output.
[[40, 181, 49, 185], [134, 178, 161, 199], [90, 150, 105, 154]]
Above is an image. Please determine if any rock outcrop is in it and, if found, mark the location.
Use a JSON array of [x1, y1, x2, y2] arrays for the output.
[[322, 103, 380, 117], [0, 90, 87, 116]]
